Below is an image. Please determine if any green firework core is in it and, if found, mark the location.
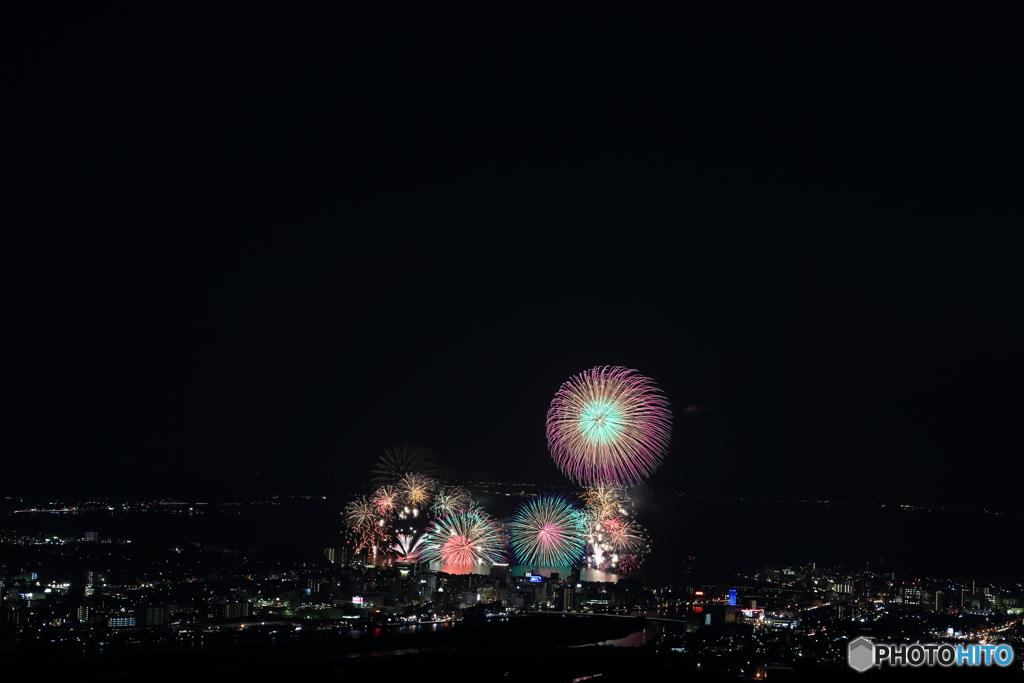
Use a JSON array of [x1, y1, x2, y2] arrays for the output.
[[578, 398, 626, 446]]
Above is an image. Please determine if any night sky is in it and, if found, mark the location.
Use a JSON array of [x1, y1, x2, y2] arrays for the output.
[[8, 9, 1018, 510]]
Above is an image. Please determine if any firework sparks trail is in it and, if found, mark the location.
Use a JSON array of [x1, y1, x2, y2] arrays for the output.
[[618, 554, 641, 577], [603, 515, 645, 554], [399, 473, 435, 509], [392, 534, 425, 563], [546, 366, 671, 486], [509, 494, 587, 567], [371, 486, 400, 517], [581, 483, 629, 520], [578, 485, 649, 572], [371, 444, 441, 486], [345, 496, 376, 530], [431, 486, 472, 516], [344, 495, 393, 554]]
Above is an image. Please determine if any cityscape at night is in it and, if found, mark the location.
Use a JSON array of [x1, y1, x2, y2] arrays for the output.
[[8, 6, 1019, 682]]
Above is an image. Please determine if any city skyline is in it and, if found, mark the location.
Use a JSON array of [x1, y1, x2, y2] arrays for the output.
[[6, 7, 1020, 678]]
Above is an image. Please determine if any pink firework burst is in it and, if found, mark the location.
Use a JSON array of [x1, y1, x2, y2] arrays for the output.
[[546, 366, 671, 486], [603, 516, 645, 554], [421, 507, 506, 566], [440, 535, 478, 565], [371, 486, 400, 516]]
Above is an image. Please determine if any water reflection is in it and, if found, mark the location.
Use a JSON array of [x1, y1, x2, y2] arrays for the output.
[[579, 568, 618, 583], [427, 563, 491, 575], [575, 623, 661, 648]]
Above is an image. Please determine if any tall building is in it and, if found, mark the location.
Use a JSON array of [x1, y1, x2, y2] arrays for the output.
[[218, 601, 251, 619], [144, 606, 168, 626], [559, 586, 576, 612]]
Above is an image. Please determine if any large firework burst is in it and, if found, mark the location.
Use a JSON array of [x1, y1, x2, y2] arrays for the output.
[[509, 494, 587, 567], [546, 366, 671, 486], [421, 506, 506, 566], [371, 444, 441, 486]]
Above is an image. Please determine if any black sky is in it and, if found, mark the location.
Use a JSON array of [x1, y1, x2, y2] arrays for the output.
[[7, 8, 1019, 510]]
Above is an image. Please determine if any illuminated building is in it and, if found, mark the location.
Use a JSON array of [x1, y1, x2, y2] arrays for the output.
[[144, 606, 168, 626], [559, 586, 576, 612], [218, 602, 251, 619]]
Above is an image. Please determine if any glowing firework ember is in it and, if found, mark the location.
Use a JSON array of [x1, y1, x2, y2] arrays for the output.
[[392, 534, 425, 563], [421, 507, 505, 566], [546, 366, 671, 486], [509, 494, 586, 567]]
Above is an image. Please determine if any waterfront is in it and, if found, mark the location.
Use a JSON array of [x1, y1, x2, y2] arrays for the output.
[[5, 494, 1019, 584]]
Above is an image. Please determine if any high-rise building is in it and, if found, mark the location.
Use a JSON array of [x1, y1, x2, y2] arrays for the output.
[[144, 606, 168, 626], [559, 586, 576, 612], [218, 601, 251, 619]]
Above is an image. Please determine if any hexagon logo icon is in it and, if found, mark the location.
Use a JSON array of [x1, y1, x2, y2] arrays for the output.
[[848, 637, 876, 672]]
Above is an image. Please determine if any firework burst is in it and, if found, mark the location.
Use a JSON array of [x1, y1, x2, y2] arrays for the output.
[[421, 506, 506, 566], [399, 473, 435, 509], [581, 483, 629, 521], [392, 534, 425, 563], [344, 496, 390, 554], [431, 486, 472, 516], [371, 444, 441, 486], [508, 494, 587, 567], [578, 485, 649, 573], [618, 554, 641, 577], [345, 496, 376, 529], [601, 515, 646, 555], [370, 486, 400, 517], [546, 366, 671, 486]]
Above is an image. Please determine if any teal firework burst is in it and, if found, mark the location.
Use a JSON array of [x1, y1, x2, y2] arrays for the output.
[[509, 494, 587, 567]]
